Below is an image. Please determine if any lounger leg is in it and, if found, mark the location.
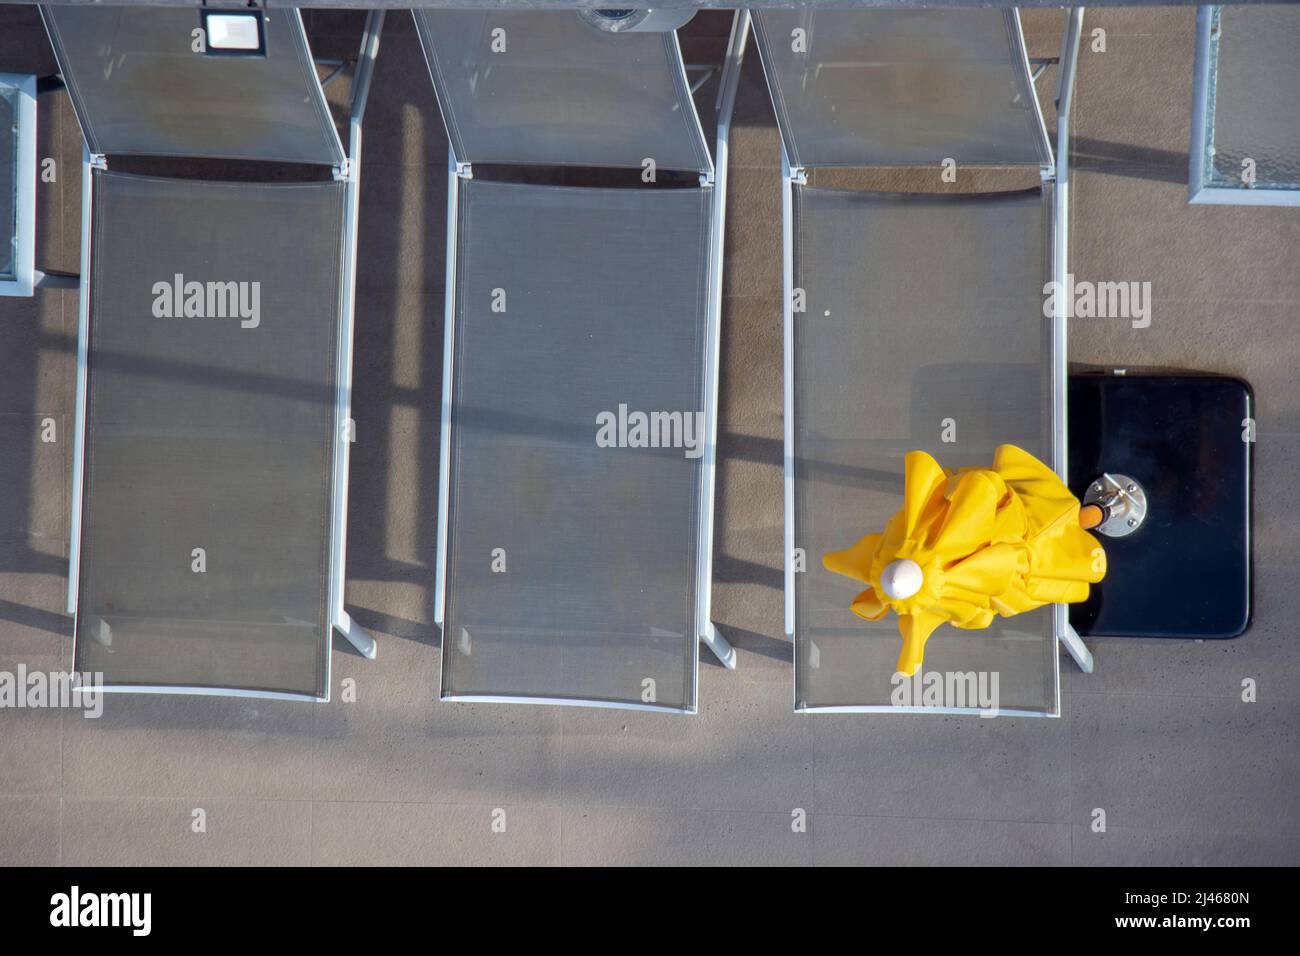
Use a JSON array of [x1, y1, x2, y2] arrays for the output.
[[90, 617, 112, 648], [1059, 617, 1094, 674], [334, 610, 377, 660], [701, 622, 737, 670]]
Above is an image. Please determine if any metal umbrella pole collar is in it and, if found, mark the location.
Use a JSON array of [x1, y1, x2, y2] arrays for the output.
[[1083, 473, 1148, 537]]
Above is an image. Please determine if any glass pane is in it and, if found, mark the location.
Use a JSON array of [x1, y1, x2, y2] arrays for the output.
[[791, 184, 1056, 714], [443, 179, 711, 709], [0, 84, 16, 279], [74, 172, 346, 697], [1204, 5, 1300, 192], [44, 6, 342, 165], [754, 9, 1048, 169], [414, 10, 710, 172]]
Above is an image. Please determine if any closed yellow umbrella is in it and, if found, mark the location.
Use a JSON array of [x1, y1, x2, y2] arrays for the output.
[[824, 444, 1106, 677]]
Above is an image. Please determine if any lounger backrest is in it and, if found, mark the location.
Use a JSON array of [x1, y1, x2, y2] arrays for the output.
[[42, 5, 344, 166], [753, 9, 1050, 169], [412, 10, 712, 173]]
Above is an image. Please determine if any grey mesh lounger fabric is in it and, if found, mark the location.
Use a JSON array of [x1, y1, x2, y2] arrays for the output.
[[755, 8, 1078, 715], [414, 9, 710, 172], [789, 186, 1056, 714], [416, 10, 746, 711], [45, 5, 383, 699], [75, 174, 345, 698], [755, 9, 1050, 169], [441, 180, 710, 710], [42, 5, 343, 166]]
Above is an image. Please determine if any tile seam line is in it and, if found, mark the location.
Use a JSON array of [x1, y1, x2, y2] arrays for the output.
[[1068, 678, 1075, 864], [1118, 298, 1300, 306], [49, 795, 1071, 826], [803, 813, 1300, 842], [1061, 688, 1276, 702], [57, 796, 565, 809], [476, 803, 1072, 829]]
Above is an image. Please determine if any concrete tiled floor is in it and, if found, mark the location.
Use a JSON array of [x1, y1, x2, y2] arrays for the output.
[[0, 6, 1296, 866]]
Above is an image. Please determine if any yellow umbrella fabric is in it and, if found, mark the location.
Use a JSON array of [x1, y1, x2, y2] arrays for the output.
[[823, 444, 1105, 677]]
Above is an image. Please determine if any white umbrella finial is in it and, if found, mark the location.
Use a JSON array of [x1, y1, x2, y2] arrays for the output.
[[880, 559, 924, 600]]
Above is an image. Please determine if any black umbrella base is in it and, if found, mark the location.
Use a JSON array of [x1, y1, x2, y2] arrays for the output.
[[1067, 372, 1252, 639]]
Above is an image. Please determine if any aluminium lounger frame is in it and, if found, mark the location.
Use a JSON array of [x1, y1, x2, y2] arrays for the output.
[[58, 10, 386, 701], [428, 11, 752, 712], [764, 8, 1093, 716]]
